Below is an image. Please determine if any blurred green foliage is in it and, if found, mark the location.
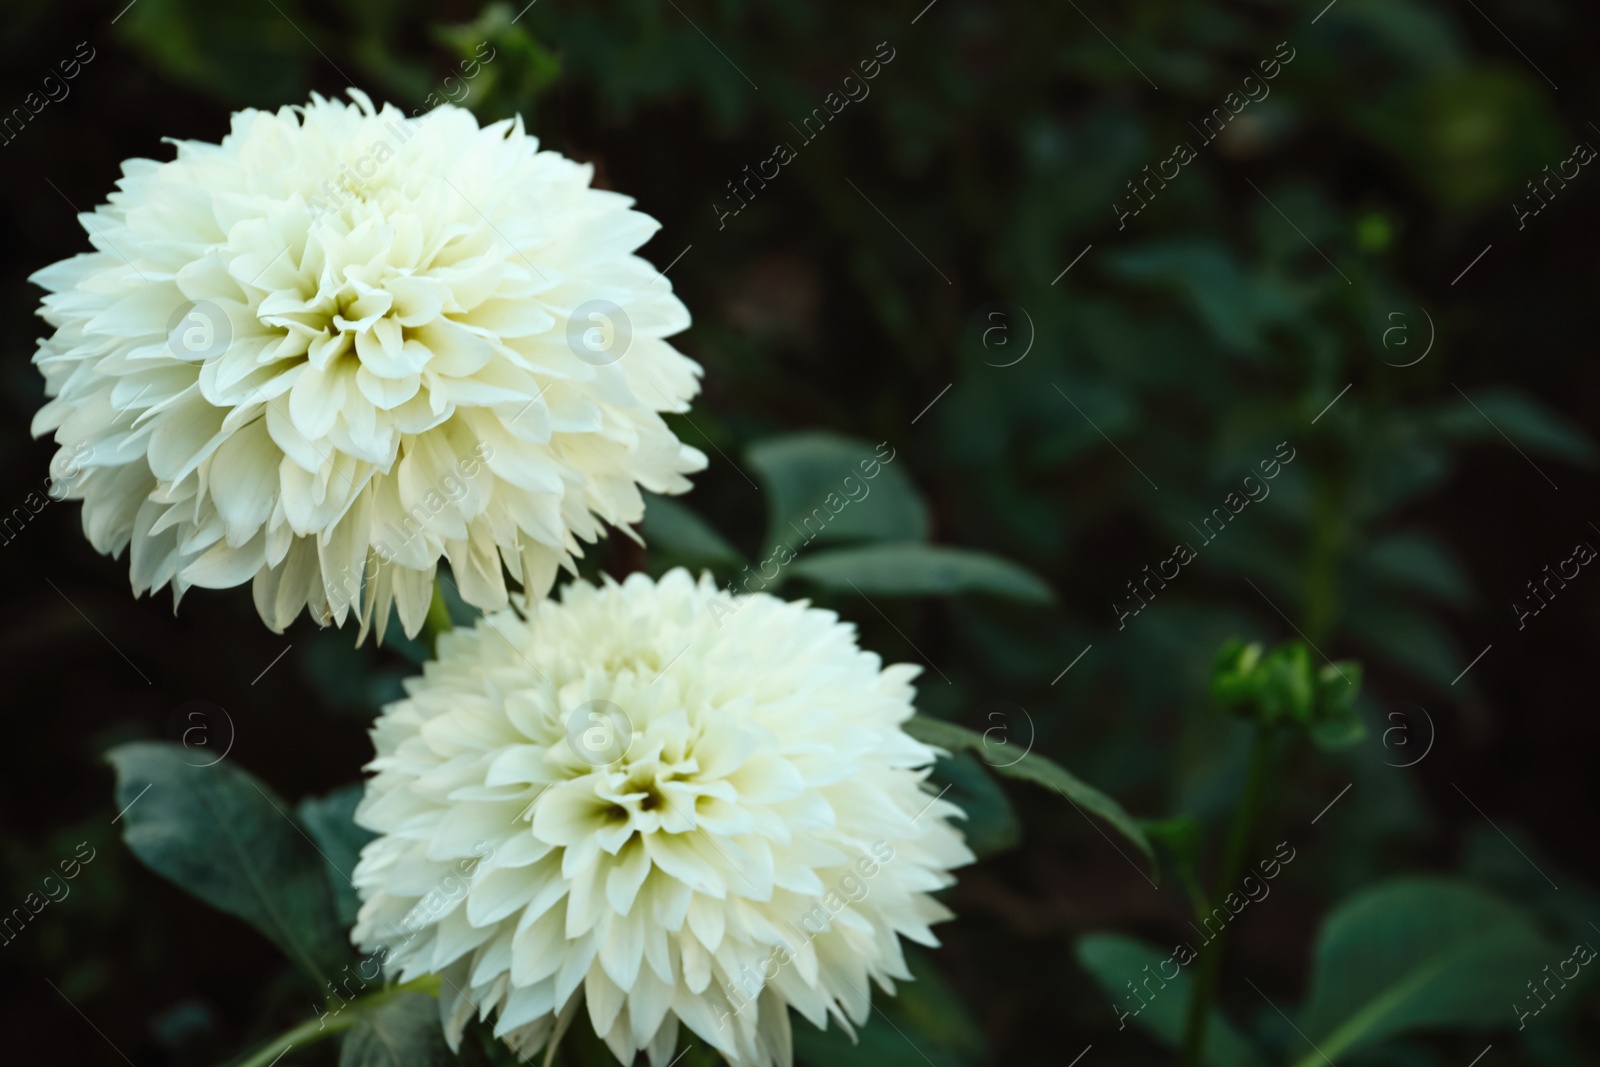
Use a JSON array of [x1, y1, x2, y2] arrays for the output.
[[4, 0, 1599, 1064]]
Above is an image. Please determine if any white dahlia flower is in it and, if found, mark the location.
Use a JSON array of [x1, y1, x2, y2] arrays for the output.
[[29, 91, 704, 639], [350, 568, 972, 1067]]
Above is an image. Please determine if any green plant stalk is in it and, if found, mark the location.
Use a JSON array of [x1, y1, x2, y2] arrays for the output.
[[1179, 724, 1278, 1067], [422, 579, 454, 653], [1176, 857, 1210, 922], [229, 974, 441, 1067]]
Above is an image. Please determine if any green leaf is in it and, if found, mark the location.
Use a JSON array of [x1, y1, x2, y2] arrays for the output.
[[1347, 600, 1463, 690], [1309, 705, 1367, 751], [788, 543, 1054, 603], [1293, 878, 1561, 1067], [1258, 642, 1316, 725], [107, 742, 352, 988], [1140, 816, 1207, 912], [928, 752, 1021, 859], [117, 0, 314, 106], [1209, 640, 1264, 713], [1361, 533, 1472, 606], [1429, 388, 1596, 464], [340, 991, 455, 1067], [1075, 934, 1264, 1067], [1139, 816, 1201, 868], [1209, 639, 1365, 738], [1309, 661, 1366, 750], [1358, 70, 1568, 211], [639, 492, 744, 570], [1104, 241, 1302, 357], [746, 433, 928, 557], [297, 785, 377, 927], [1321, 0, 1467, 73], [436, 3, 564, 118], [1315, 661, 1363, 717], [904, 717, 1154, 873]]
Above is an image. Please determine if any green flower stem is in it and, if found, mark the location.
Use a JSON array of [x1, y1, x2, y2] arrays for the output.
[[1179, 724, 1280, 1067], [1176, 859, 1210, 924], [422, 579, 454, 653], [230, 974, 440, 1067]]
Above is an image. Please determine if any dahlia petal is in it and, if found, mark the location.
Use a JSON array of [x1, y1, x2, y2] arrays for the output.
[[585, 966, 627, 1037], [468, 297, 557, 338], [288, 364, 346, 441], [183, 534, 267, 589], [467, 865, 542, 927], [599, 911, 647, 991], [386, 275, 446, 326], [495, 979, 556, 1035], [644, 1014, 678, 1067], [347, 571, 970, 1066], [605, 838, 651, 915], [355, 366, 422, 410], [30, 93, 703, 642]]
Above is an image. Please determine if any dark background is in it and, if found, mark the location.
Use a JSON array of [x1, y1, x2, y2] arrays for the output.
[[2, 0, 1598, 1064]]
